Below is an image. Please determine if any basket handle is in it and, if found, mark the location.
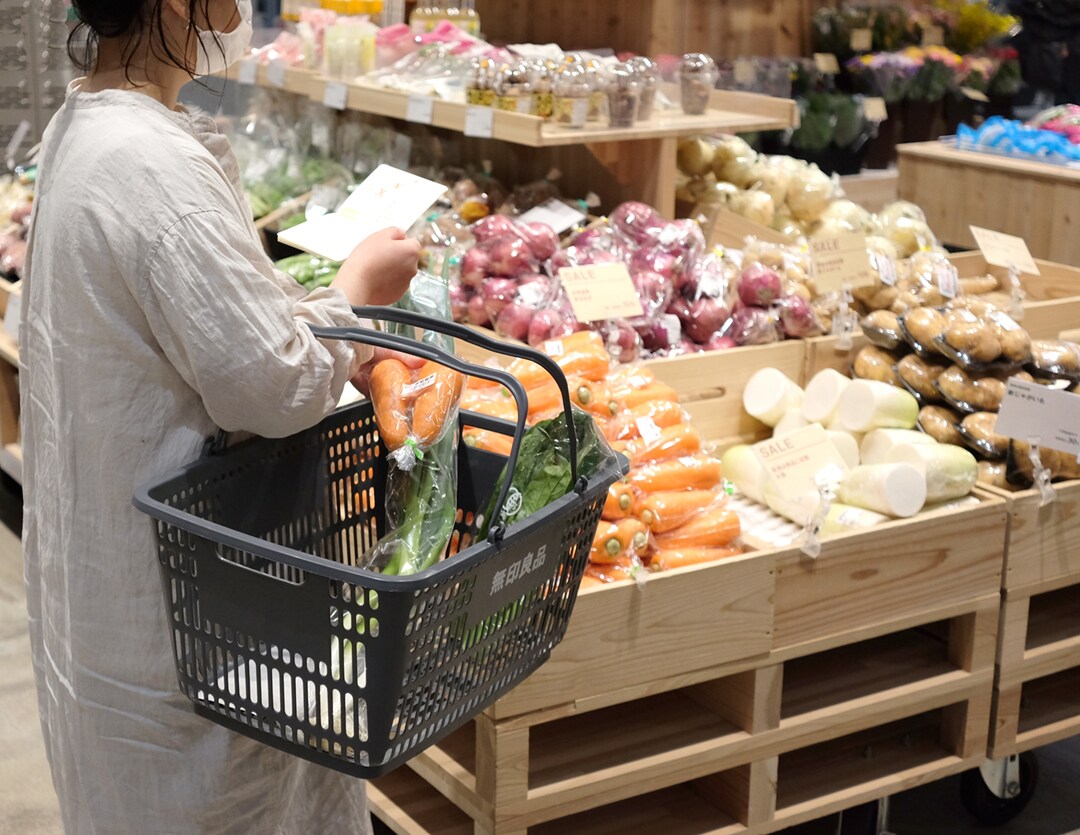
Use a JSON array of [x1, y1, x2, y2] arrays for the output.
[[308, 315, 580, 543], [351, 304, 581, 485]]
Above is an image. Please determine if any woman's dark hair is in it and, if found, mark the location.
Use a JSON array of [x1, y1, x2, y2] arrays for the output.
[[68, 0, 223, 81]]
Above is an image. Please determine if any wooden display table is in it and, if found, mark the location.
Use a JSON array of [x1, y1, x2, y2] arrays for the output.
[[897, 142, 1080, 266]]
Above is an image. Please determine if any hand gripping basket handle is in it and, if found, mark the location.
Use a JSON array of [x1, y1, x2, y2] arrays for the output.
[[308, 311, 581, 542]]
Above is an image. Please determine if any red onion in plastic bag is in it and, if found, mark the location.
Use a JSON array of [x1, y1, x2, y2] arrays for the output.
[[471, 214, 519, 243], [480, 277, 520, 319], [528, 308, 575, 346], [609, 201, 666, 245], [519, 222, 560, 261], [776, 293, 822, 338], [684, 297, 732, 344], [496, 299, 538, 342], [632, 269, 674, 318], [704, 334, 737, 352], [722, 306, 781, 346], [466, 294, 491, 326], [460, 247, 490, 289], [450, 283, 471, 322], [634, 314, 682, 355], [484, 235, 538, 278], [737, 262, 783, 308], [594, 319, 642, 363]]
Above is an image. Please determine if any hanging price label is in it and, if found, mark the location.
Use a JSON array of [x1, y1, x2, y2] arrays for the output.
[[734, 58, 756, 84], [814, 53, 841, 75], [970, 226, 1040, 275], [558, 263, 644, 322], [406, 95, 435, 125], [850, 28, 873, 52], [323, 81, 348, 110], [464, 106, 495, 138], [960, 86, 990, 102], [810, 232, 874, 292], [517, 198, 587, 234], [753, 424, 850, 502], [996, 377, 1080, 455], [266, 59, 288, 88], [863, 97, 888, 122], [235, 59, 258, 86]]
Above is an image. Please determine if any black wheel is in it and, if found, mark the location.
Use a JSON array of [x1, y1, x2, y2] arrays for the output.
[[960, 752, 1039, 826]]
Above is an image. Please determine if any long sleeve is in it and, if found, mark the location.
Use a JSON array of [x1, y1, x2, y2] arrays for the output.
[[140, 208, 370, 438]]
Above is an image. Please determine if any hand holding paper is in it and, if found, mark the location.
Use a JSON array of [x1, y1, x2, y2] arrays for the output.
[[332, 227, 421, 307]]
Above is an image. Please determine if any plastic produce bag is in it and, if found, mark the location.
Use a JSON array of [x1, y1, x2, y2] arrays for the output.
[[362, 272, 465, 575]]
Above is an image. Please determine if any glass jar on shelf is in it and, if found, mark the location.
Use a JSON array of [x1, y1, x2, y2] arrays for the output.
[[628, 56, 659, 122], [466, 56, 497, 106], [495, 60, 533, 114], [679, 52, 718, 116], [552, 64, 590, 129], [529, 59, 554, 119]]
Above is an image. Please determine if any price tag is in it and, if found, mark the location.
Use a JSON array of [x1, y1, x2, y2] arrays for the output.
[[406, 95, 435, 125], [323, 81, 348, 110], [863, 97, 888, 122], [267, 59, 288, 88], [970, 226, 1040, 276], [236, 59, 258, 86], [557, 263, 644, 323], [935, 262, 960, 299], [464, 106, 495, 138], [814, 53, 841, 75], [3, 291, 20, 344], [635, 416, 663, 444], [734, 58, 755, 85], [810, 232, 874, 292], [517, 198, 588, 234], [850, 28, 873, 52], [752, 424, 850, 502], [922, 25, 945, 47], [996, 377, 1080, 455], [960, 86, 990, 103]]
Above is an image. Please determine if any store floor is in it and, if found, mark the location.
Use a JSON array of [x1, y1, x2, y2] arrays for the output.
[[0, 480, 1077, 834]]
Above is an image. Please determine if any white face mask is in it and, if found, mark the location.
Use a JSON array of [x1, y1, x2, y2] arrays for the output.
[[193, 0, 253, 77]]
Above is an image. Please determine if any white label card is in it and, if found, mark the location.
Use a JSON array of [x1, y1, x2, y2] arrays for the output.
[[863, 97, 888, 122], [810, 232, 874, 292], [402, 373, 437, 397], [517, 198, 587, 234], [236, 59, 258, 86], [734, 59, 755, 84], [970, 226, 1040, 276], [323, 81, 349, 110], [850, 28, 873, 52], [753, 424, 850, 502], [635, 416, 663, 444], [406, 95, 435, 125], [558, 263, 644, 322], [464, 106, 495, 138], [814, 53, 841, 75], [995, 377, 1080, 455], [267, 59, 288, 88], [277, 164, 448, 262]]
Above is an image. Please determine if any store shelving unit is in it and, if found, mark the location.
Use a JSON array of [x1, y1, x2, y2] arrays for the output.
[[898, 142, 1080, 266], [227, 63, 797, 217]]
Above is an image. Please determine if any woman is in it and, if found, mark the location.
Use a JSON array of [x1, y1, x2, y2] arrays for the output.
[[22, 1, 420, 832]]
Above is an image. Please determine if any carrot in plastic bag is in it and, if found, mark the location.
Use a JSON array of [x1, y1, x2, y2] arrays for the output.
[[571, 378, 620, 418], [526, 380, 562, 418], [617, 381, 680, 410], [590, 519, 648, 564], [412, 361, 466, 447], [612, 399, 688, 441], [653, 507, 740, 550], [463, 427, 514, 456], [628, 423, 701, 466], [627, 454, 723, 492], [602, 481, 635, 521], [506, 357, 555, 391], [585, 556, 639, 584], [553, 350, 609, 382], [635, 489, 723, 533], [541, 330, 606, 358], [651, 546, 743, 572], [369, 358, 412, 450]]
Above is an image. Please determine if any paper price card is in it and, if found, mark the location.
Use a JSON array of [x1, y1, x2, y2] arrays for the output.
[[995, 377, 1080, 455], [863, 97, 888, 123], [406, 95, 435, 125], [518, 198, 587, 234], [277, 164, 447, 263], [850, 28, 873, 52], [810, 232, 874, 292], [235, 59, 258, 86], [558, 263, 644, 323], [734, 59, 755, 84], [464, 106, 495, 138], [970, 226, 1040, 276], [323, 81, 348, 110], [814, 53, 841, 75], [753, 424, 849, 502], [266, 59, 287, 89]]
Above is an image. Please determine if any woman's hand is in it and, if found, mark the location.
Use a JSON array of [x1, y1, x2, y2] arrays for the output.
[[351, 347, 425, 396], [332, 227, 421, 308]]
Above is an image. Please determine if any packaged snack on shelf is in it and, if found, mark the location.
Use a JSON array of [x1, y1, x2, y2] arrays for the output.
[[934, 306, 1032, 372]]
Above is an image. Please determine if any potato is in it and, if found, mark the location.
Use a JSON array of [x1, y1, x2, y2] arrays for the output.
[[961, 412, 1009, 457], [977, 460, 1009, 489], [901, 307, 946, 349], [936, 365, 1013, 411], [853, 345, 901, 385], [998, 327, 1033, 363], [944, 322, 1001, 363], [959, 275, 999, 295], [1030, 339, 1080, 375], [862, 309, 903, 349], [918, 405, 963, 445], [897, 354, 948, 400], [1011, 440, 1080, 482]]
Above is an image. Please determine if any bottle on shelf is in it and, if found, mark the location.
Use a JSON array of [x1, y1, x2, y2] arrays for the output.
[[444, 0, 462, 30], [409, 1, 432, 33], [461, 0, 480, 36], [428, 0, 446, 30]]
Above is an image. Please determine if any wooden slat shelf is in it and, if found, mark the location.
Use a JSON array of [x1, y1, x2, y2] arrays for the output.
[[230, 64, 797, 149], [1015, 667, 1080, 751], [369, 767, 475, 835]]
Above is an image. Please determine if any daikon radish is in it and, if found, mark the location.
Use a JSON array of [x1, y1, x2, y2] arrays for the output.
[[763, 481, 821, 526], [822, 503, 890, 535], [837, 463, 926, 517], [838, 380, 919, 433], [886, 443, 978, 502], [743, 368, 804, 428], [860, 428, 937, 466], [773, 409, 811, 437], [827, 431, 860, 469], [721, 444, 767, 504], [803, 368, 851, 424]]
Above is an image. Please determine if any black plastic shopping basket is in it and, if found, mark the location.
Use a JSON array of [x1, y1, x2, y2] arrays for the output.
[[133, 308, 626, 778]]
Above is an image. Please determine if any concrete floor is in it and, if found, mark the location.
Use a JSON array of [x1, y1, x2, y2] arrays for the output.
[[0, 480, 1077, 834]]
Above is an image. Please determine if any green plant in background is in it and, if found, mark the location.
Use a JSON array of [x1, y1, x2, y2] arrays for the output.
[[934, 0, 1017, 54], [790, 93, 869, 152], [905, 46, 965, 101]]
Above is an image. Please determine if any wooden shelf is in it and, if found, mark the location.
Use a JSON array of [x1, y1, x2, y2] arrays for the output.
[[229, 64, 796, 149], [1016, 666, 1080, 751], [1025, 585, 1080, 653], [780, 626, 957, 722], [772, 708, 969, 830], [369, 767, 474, 835]]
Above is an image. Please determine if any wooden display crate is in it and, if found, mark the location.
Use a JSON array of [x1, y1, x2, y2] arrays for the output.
[[369, 495, 1006, 834], [898, 142, 1080, 266], [982, 480, 1080, 759]]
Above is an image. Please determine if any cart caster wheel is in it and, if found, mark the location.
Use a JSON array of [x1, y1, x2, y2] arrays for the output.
[[960, 752, 1039, 825]]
